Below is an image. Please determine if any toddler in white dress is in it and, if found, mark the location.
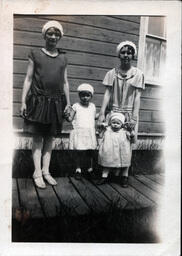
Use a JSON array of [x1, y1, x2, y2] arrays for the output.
[[68, 84, 97, 179], [97, 112, 133, 185]]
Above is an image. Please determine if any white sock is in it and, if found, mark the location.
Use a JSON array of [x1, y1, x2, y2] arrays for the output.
[[76, 168, 81, 173]]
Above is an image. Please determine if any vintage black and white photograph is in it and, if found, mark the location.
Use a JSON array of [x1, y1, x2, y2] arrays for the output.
[[0, 1, 181, 255], [12, 14, 167, 243]]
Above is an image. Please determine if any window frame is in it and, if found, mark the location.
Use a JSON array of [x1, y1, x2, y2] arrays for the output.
[[137, 16, 167, 86]]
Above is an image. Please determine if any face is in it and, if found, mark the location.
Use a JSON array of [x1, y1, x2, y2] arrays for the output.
[[110, 118, 122, 131], [119, 46, 133, 64], [79, 91, 92, 106], [45, 27, 61, 47]]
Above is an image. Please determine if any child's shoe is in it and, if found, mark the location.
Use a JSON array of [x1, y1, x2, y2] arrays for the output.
[[33, 173, 46, 189], [74, 168, 82, 180], [110, 175, 119, 184], [96, 177, 109, 185], [120, 176, 128, 188], [42, 171, 57, 186]]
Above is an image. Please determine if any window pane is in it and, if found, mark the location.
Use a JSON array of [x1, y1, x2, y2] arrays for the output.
[[148, 16, 166, 38], [145, 37, 165, 83]]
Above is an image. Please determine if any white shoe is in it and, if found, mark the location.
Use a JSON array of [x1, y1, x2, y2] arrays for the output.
[[42, 171, 57, 186], [33, 174, 46, 189]]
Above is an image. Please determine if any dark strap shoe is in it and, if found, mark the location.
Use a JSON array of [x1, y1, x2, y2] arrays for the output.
[[96, 177, 109, 185], [120, 176, 128, 188], [74, 172, 82, 180]]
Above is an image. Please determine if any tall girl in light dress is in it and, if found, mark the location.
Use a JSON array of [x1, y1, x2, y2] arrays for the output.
[[68, 84, 97, 180], [97, 40, 145, 187]]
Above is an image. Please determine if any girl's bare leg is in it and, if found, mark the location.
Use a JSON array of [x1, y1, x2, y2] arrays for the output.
[[42, 136, 57, 185], [102, 167, 109, 178], [74, 151, 82, 180], [120, 167, 129, 177], [115, 168, 121, 177], [32, 136, 46, 188], [96, 167, 109, 185], [32, 135, 43, 176]]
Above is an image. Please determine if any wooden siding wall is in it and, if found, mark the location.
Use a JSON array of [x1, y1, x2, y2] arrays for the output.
[[13, 15, 164, 134]]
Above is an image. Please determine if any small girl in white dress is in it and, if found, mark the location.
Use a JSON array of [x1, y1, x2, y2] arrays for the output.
[[97, 112, 132, 186], [68, 84, 97, 179]]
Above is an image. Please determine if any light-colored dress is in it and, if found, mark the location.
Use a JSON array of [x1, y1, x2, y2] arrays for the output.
[[98, 126, 131, 168], [69, 102, 97, 150], [103, 66, 145, 143]]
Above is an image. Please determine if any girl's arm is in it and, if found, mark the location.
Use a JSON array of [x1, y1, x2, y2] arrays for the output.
[[98, 87, 111, 124], [63, 68, 71, 108], [20, 58, 34, 117], [130, 88, 142, 128]]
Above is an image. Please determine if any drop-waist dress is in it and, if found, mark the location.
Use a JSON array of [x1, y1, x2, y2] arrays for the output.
[[103, 66, 145, 143], [23, 48, 67, 136]]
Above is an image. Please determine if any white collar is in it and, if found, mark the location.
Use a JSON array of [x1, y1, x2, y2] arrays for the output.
[[41, 48, 59, 57]]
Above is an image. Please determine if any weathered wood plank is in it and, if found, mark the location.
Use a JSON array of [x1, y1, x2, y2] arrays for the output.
[[35, 183, 61, 218], [13, 115, 165, 134], [48, 15, 140, 35], [138, 121, 165, 133], [129, 176, 160, 204], [158, 173, 165, 177], [140, 98, 162, 111], [13, 102, 163, 127], [13, 116, 72, 131], [139, 110, 164, 123], [14, 74, 106, 95], [134, 174, 163, 193], [109, 15, 141, 23], [13, 73, 162, 101], [14, 17, 139, 45], [13, 86, 163, 111], [142, 85, 162, 99], [12, 179, 20, 219], [93, 182, 130, 209], [14, 15, 140, 30], [14, 60, 109, 81], [54, 177, 90, 216], [14, 45, 120, 70], [144, 174, 164, 185], [13, 88, 102, 108], [17, 178, 44, 218], [70, 177, 110, 213], [14, 31, 118, 57], [110, 181, 155, 209]]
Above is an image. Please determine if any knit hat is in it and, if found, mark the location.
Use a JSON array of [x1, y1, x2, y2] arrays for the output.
[[77, 83, 94, 95], [116, 41, 137, 57], [42, 20, 64, 38], [109, 112, 125, 124]]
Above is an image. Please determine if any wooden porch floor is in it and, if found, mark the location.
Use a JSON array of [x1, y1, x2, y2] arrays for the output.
[[12, 174, 164, 219]]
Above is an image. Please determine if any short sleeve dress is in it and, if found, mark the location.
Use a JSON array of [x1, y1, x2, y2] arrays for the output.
[[103, 66, 145, 143], [98, 126, 131, 168], [24, 48, 67, 136], [69, 102, 97, 150]]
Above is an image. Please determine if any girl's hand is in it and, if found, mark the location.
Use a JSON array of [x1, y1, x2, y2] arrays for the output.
[[97, 113, 105, 127], [129, 118, 137, 130], [64, 105, 75, 122], [20, 103, 27, 118], [64, 104, 71, 113], [126, 131, 131, 141]]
